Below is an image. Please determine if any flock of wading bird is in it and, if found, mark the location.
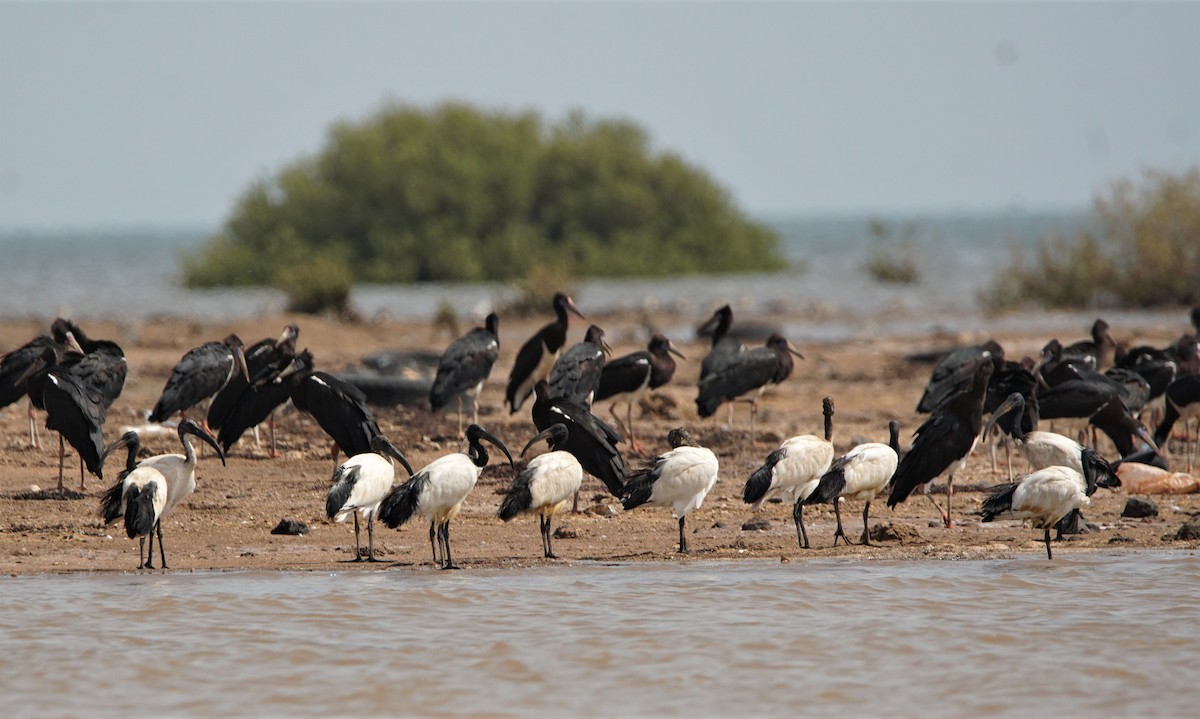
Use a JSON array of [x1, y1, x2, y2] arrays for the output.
[[3, 297, 1200, 569]]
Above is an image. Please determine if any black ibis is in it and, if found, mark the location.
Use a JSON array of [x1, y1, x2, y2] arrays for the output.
[[326, 434, 415, 562], [98, 420, 225, 569], [916, 340, 1003, 413], [1153, 374, 1200, 470], [378, 424, 514, 569], [149, 334, 249, 425], [697, 304, 743, 382], [696, 333, 803, 442], [213, 350, 314, 454], [0, 317, 84, 448], [499, 423, 584, 559], [548, 324, 611, 407], [888, 361, 992, 527], [429, 312, 500, 436], [207, 323, 300, 456], [619, 428, 720, 554], [743, 397, 835, 549], [287, 354, 382, 466], [981, 457, 1120, 559], [801, 420, 901, 547], [504, 293, 584, 413], [594, 334, 685, 454], [530, 379, 626, 499]]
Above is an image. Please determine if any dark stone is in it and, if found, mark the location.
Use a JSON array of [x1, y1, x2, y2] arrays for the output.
[[1121, 498, 1159, 519], [270, 519, 309, 536], [552, 526, 577, 539], [741, 517, 771, 531], [1174, 520, 1200, 541], [870, 522, 922, 543]]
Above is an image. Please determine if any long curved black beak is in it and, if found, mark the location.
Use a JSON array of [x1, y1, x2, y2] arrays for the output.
[[469, 424, 515, 468], [521, 424, 567, 457], [372, 435, 415, 477], [983, 392, 1024, 439], [179, 419, 227, 466], [99, 430, 140, 468]]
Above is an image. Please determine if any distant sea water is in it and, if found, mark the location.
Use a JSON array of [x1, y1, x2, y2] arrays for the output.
[[0, 210, 1181, 342]]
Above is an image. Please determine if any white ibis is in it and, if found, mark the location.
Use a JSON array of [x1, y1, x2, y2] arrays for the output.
[[619, 428, 719, 554], [696, 333, 803, 443], [505, 293, 584, 413], [149, 335, 249, 426], [0, 317, 84, 448], [325, 434, 415, 562], [742, 397, 835, 549], [980, 457, 1120, 559], [888, 361, 992, 527], [530, 379, 626, 501], [801, 421, 900, 547], [499, 424, 584, 559], [213, 349, 314, 455], [594, 334, 685, 454], [98, 420, 226, 569], [916, 340, 1002, 413], [430, 312, 500, 436], [1153, 374, 1200, 470], [377, 424, 514, 569], [548, 324, 612, 408], [207, 323, 299, 455], [697, 304, 743, 382], [287, 353, 383, 466]]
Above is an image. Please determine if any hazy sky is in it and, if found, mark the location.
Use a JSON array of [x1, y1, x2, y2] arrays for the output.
[[2, 2, 1197, 228]]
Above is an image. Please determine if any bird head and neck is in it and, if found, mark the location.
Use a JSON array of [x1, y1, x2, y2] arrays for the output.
[[766, 334, 804, 383], [465, 424, 515, 469], [177, 419, 226, 467], [522, 423, 569, 456], [666, 427, 696, 449], [370, 434, 415, 477], [484, 313, 500, 338], [584, 325, 612, 357], [99, 430, 142, 477], [821, 396, 834, 442], [697, 305, 733, 347], [553, 293, 585, 325]]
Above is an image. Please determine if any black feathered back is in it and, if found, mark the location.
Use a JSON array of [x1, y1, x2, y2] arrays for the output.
[[498, 469, 535, 521], [124, 484, 158, 539], [742, 449, 785, 505], [980, 483, 1019, 522], [377, 472, 429, 529]]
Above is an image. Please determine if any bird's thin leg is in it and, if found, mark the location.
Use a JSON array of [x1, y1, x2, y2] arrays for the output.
[[27, 400, 38, 449], [1005, 440, 1014, 482], [137, 536, 148, 569], [945, 476, 955, 528], [145, 524, 156, 569], [456, 396, 464, 440], [330, 442, 339, 471], [156, 520, 168, 569], [268, 410, 278, 459], [428, 521, 439, 567], [351, 513, 363, 562], [749, 399, 761, 446], [1044, 528, 1053, 560], [544, 515, 559, 559], [989, 427, 998, 472], [793, 500, 810, 549], [571, 489, 581, 514], [922, 487, 950, 528], [472, 396, 480, 428], [677, 516, 688, 554], [56, 435, 65, 493], [627, 402, 645, 455], [441, 523, 460, 570], [861, 500, 873, 546], [832, 499, 850, 547], [366, 513, 381, 563], [1190, 418, 1196, 472], [79, 453, 86, 491], [253, 424, 262, 448]]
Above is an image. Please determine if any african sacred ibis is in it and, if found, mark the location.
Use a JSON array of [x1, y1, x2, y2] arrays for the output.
[[801, 421, 900, 547], [499, 423, 584, 559], [620, 428, 719, 554]]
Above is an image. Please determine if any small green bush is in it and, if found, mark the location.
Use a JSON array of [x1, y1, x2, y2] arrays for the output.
[[862, 218, 920, 284], [275, 255, 355, 317]]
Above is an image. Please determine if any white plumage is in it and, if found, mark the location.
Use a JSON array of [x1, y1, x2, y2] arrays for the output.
[[325, 435, 413, 562], [621, 429, 719, 553], [981, 466, 1091, 559], [501, 424, 584, 558], [116, 465, 169, 568], [801, 421, 900, 547]]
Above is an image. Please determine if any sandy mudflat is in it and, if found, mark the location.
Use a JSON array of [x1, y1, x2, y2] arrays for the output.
[[0, 309, 1197, 576]]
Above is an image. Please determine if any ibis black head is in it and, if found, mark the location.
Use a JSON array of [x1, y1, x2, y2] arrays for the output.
[[983, 391, 1026, 441], [178, 418, 227, 466], [666, 427, 695, 449], [100, 430, 142, 475], [553, 293, 586, 321], [1081, 448, 1121, 492], [697, 305, 733, 343], [465, 424, 514, 469], [887, 420, 901, 452], [50, 318, 83, 345], [650, 334, 686, 360], [522, 423, 569, 456], [370, 434, 415, 477]]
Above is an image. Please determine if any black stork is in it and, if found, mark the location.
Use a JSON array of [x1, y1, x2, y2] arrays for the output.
[[207, 324, 300, 456], [19, 346, 106, 492], [499, 424, 584, 559], [1037, 375, 1157, 457], [97, 420, 225, 569], [548, 324, 612, 408], [0, 318, 85, 448], [213, 349, 314, 455], [888, 361, 992, 527], [430, 312, 500, 436], [505, 293, 585, 414], [1063, 318, 1118, 370], [594, 334, 685, 454], [149, 335, 249, 426], [531, 379, 626, 501], [696, 333, 803, 443], [619, 428, 720, 554], [697, 304, 743, 382], [65, 327, 127, 414], [916, 340, 1003, 413], [378, 424, 514, 569], [286, 353, 382, 467], [1153, 374, 1200, 470]]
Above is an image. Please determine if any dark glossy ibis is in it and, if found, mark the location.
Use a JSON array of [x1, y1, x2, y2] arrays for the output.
[[619, 428, 719, 554], [505, 293, 584, 413], [594, 334, 685, 454]]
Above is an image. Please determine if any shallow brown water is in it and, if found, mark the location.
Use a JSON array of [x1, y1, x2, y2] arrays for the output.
[[3, 552, 1198, 717]]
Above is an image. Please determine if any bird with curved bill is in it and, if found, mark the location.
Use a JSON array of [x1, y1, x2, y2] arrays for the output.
[[505, 293, 585, 414], [499, 423, 584, 559], [326, 434, 415, 563]]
